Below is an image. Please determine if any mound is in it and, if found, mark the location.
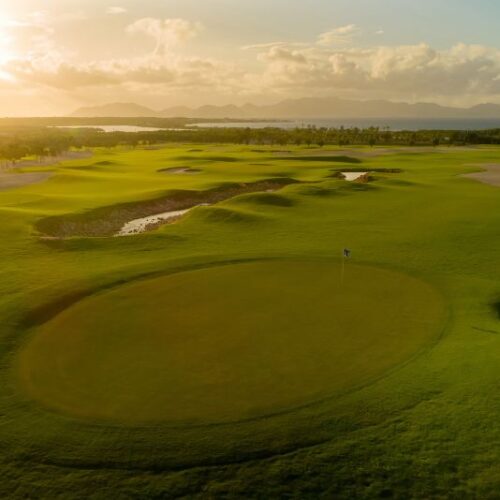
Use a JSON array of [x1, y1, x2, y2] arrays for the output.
[[66, 165, 98, 171], [175, 155, 238, 162], [331, 167, 402, 173], [231, 192, 295, 207], [17, 261, 444, 425], [292, 184, 336, 197], [190, 206, 260, 224], [382, 179, 415, 187], [94, 161, 116, 166], [276, 155, 362, 164]]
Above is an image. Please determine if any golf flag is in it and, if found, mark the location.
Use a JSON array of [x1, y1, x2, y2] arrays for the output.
[[343, 248, 351, 258]]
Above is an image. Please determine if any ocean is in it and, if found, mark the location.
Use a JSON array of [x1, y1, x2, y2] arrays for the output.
[[193, 118, 500, 131]]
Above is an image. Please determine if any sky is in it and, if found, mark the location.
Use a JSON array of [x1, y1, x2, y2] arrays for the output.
[[0, 0, 499, 115]]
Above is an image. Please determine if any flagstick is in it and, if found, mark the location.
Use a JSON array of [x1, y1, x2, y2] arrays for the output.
[[341, 255, 345, 286]]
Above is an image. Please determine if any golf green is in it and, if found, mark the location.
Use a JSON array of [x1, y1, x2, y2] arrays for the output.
[[17, 260, 445, 424]]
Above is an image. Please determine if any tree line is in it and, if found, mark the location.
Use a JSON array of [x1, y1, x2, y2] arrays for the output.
[[1, 125, 499, 165]]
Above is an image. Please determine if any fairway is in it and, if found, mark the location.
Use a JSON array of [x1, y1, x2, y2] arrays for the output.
[[18, 260, 444, 424]]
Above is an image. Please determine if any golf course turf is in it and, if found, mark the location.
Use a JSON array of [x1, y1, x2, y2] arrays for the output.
[[0, 144, 499, 497]]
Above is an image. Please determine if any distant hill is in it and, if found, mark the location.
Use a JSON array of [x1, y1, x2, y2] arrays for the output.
[[159, 98, 500, 120], [71, 102, 158, 118], [71, 98, 500, 120]]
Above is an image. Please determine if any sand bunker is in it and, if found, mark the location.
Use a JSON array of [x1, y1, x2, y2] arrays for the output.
[[117, 205, 209, 236], [463, 164, 500, 187], [341, 172, 368, 181], [0, 172, 52, 192]]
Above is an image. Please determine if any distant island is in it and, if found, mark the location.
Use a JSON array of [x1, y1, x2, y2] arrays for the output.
[[71, 97, 500, 120]]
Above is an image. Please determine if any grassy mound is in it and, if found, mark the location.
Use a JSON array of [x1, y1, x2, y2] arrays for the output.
[[93, 161, 116, 166], [276, 155, 362, 163], [291, 183, 338, 197], [190, 206, 261, 224], [230, 192, 296, 207], [175, 155, 238, 162], [16, 260, 444, 425]]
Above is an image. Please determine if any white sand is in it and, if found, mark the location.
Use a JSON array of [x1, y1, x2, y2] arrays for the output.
[[161, 167, 200, 175], [463, 164, 500, 187], [341, 172, 367, 181], [117, 204, 209, 236]]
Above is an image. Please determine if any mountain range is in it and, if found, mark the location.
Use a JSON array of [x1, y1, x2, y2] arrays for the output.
[[71, 97, 500, 120]]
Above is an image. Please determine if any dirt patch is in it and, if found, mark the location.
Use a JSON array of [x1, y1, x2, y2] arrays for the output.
[[36, 177, 299, 238], [158, 167, 201, 174], [0, 172, 52, 192], [463, 164, 500, 187], [4, 150, 93, 170]]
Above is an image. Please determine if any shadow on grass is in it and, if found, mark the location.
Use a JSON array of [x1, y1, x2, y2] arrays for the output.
[[493, 301, 500, 320]]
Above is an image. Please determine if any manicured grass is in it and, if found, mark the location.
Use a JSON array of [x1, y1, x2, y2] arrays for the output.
[[0, 144, 498, 497], [17, 260, 444, 423]]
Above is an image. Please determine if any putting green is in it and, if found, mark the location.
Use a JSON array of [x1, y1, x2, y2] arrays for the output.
[[17, 261, 445, 424]]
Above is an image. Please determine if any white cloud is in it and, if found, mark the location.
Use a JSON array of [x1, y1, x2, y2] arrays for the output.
[[126, 18, 203, 54], [317, 24, 360, 46], [0, 20, 499, 106], [107, 7, 127, 15], [248, 40, 500, 101]]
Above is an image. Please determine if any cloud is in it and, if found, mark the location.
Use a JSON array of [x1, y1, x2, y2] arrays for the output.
[[0, 16, 232, 93], [317, 24, 360, 46], [107, 7, 127, 15], [249, 40, 500, 100], [0, 20, 499, 106], [242, 41, 307, 51], [126, 18, 203, 54], [4, 50, 240, 93]]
